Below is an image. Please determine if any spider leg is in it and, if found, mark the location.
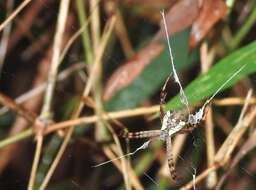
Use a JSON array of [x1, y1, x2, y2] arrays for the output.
[[166, 136, 179, 181], [160, 75, 172, 121], [187, 64, 246, 126], [179, 124, 202, 134], [161, 11, 190, 116], [187, 102, 209, 125], [122, 130, 161, 139]]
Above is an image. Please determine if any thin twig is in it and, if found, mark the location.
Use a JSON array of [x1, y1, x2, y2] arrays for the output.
[[0, 0, 32, 32], [38, 16, 116, 190], [0, 44, 54, 173], [215, 128, 256, 190], [89, 95, 138, 190], [40, 0, 71, 117], [104, 1, 134, 57], [213, 97, 256, 106], [27, 135, 43, 190], [46, 104, 158, 134], [104, 122, 133, 190], [0, 129, 33, 149], [1, 94, 256, 149], [1, 92, 255, 150], [214, 90, 253, 163], [180, 90, 256, 190], [0, 92, 36, 122], [229, 4, 256, 50], [75, 0, 93, 64], [28, 0, 71, 189], [90, 0, 101, 55], [59, 12, 94, 63], [0, 0, 14, 73], [200, 42, 217, 188], [0, 105, 158, 149], [89, 2, 131, 187], [102, 146, 144, 190]]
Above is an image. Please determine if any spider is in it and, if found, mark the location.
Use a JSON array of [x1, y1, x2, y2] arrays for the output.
[[122, 73, 206, 181], [122, 11, 245, 181], [92, 10, 245, 183]]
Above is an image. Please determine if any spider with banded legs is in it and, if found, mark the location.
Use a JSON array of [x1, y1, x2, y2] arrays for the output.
[[92, 10, 246, 181], [122, 10, 246, 181], [122, 70, 208, 181]]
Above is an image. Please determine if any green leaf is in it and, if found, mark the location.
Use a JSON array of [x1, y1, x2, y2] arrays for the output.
[[105, 29, 197, 111], [166, 41, 256, 111]]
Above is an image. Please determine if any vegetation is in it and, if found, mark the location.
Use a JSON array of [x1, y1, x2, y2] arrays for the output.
[[0, 0, 256, 189]]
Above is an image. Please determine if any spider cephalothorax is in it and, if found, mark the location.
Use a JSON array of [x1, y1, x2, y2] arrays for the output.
[[160, 110, 186, 139]]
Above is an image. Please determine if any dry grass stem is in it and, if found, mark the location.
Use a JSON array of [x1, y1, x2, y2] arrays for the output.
[[213, 97, 256, 106], [104, 0, 134, 57], [215, 127, 256, 190], [104, 123, 132, 190], [1, 93, 255, 148], [103, 146, 144, 190], [90, 0, 101, 54], [38, 16, 116, 190], [0, 105, 159, 149], [77, 95, 136, 190], [214, 90, 254, 163], [27, 135, 43, 190], [46, 105, 159, 134], [180, 90, 256, 190], [200, 42, 217, 188], [0, 37, 55, 173], [0, 0, 32, 32], [0, 0, 14, 73], [214, 114, 233, 135], [59, 15, 93, 63], [28, 0, 71, 189], [88, 7, 131, 185], [40, 0, 71, 116], [0, 2, 255, 189], [44, 95, 256, 134], [0, 92, 36, 122]]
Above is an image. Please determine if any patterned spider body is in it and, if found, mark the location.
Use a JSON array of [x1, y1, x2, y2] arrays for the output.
[[160, 110, 187, 140]]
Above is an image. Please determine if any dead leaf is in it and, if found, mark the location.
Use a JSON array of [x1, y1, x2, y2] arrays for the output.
[[104, 0, 202, 101], [154, 0, 200, 41], [123, 0, 171, 8], [189, 0, 227, 49], [103, 43, 164, 101]]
